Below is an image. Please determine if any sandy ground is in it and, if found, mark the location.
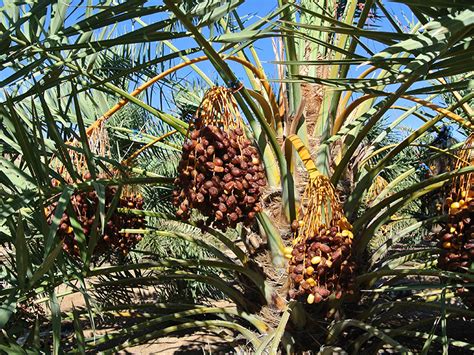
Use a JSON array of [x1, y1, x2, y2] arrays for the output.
[[53, 283, 241, 354], [122, 333, 236, 354]]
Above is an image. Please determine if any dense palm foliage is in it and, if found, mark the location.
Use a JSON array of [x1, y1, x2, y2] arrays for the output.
[[1, 0, 473, 353]]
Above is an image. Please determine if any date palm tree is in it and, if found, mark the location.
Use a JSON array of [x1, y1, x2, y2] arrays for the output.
[[1, 0, 473, 353]]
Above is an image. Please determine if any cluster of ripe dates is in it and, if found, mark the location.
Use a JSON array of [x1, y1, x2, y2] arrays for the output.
[[437, 196, 474, 271], [436, 139, 474, 305], [287, 224, 356, 304], [173, 125, 265, 231], [47, 175, 145, 256]]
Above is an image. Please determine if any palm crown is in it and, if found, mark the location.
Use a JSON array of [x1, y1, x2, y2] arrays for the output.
[[1, 0, 473, 353]]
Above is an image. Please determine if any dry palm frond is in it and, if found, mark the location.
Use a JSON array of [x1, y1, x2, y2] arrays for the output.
[[366, 175, 389, 207]]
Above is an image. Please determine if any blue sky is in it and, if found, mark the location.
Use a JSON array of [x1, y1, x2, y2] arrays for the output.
[[162, 0, 444, 134], [0, 0, 464, 139]]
